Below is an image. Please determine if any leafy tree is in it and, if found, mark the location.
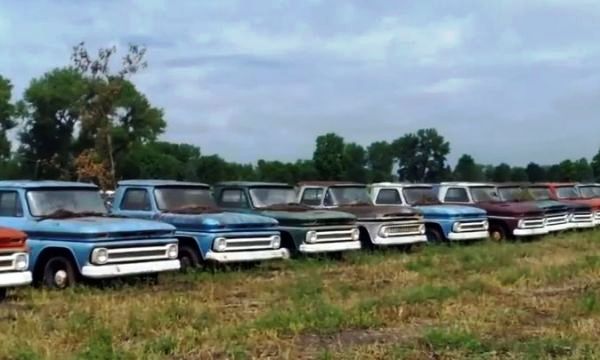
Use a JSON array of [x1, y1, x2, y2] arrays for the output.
[[546, 164, 562, 181], [0, 75, 17, 158], [482, 165, 495, 181], [18, 68, 87, 179], [526, 162, 546, 182], [367, 141, 393, 182], [453, 154, 484, 181], [313, 133, 345, 180], [572, 158, 594, 181], [592, 148, 600, 181], [256, 160, 294, 183], [289, 160, 318, 183], [392, 128, 450, 182], [510, 167, 528, 182], [342, 143, 367, 182], [557, 160, 576, 181], [492, 163, 512, 182]]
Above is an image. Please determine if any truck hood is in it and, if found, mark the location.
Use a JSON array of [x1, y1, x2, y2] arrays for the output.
[[474, 202, 544, 217], [532, 200, 574, 213], [157, 211, 278, 231], [257, 209, 356, 227], [331, 205, 421, 221], [24, 217, 175, 240], [0, 228, 27, 250], [415, 205, 486, 218], [558, 198, 600, 210]]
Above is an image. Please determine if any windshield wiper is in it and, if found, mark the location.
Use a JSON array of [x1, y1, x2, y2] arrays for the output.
[[37, 209, 112, 221]]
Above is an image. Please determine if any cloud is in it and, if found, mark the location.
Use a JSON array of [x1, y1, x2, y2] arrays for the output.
[[1, 0, 600, 166]]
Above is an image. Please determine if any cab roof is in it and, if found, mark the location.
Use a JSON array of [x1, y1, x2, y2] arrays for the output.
[[297, 181, 364, 187], [439, 182, 493, 187], [0, 180, 98, 189], [369, 182, 434, 188], [118, 179, 209, 188], [214, 181, 291, 187]]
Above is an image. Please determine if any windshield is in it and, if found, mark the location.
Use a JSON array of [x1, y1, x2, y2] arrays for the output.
[[470, 187, 501, 202], [556, 186, 580, 199], [326, 186, 372, 206], [27, 189, 107, 217], [497, 187, 531, 202], [154, 187, 215, 211], [403, 187, 439, 205], [527, 187, 552, 200], [579, 186, 600, 198], [250, 187, 297, 208]]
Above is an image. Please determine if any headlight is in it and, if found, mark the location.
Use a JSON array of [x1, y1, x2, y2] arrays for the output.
[[272, 235, 281, 249], [452, 222, 461, 232], [351, 228, 360, 241], [483, 220, 489, 230], [305, 231, 318, 243], [378, 226, 390, 238], [166, 244, 178, 259], [517, 219, 525, 228], [213, 237, 227, 252], [14, 253, 28, 271], [419, 224, 426, 234], [91, 248, 109, 265]]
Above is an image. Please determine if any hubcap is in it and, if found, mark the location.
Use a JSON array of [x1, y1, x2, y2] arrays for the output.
[[54, 270, 68, 288], [491, 231, 502, 241]]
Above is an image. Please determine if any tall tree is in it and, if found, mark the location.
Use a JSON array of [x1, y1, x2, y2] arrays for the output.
[[492, 163, 512, 182], [557, 160, 576, 181], [453, 154, 484, 181], [526, 162, 546, 182], [0, 76, 17, 159], [392, 128, 450, 182], [313, 133, 345, 180], [342, 143, 367, 182], [573, 158, 594, 181], [367, 141, 393, 182], [510, 166, 528, 182]]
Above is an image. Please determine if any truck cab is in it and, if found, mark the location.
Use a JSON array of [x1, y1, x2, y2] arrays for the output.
[[112, 180, 287, 268], [368, 183, 489, 242], [0, 228, 31, 300], [296, 182, 427, 248], [213, 182, 361, 256], [0, 181, 180, 289], [437, 182, 548, 241]]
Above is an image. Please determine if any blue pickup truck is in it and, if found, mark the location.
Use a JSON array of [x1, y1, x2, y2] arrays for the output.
[[111, 180, 288, 268], [0, 181, 180, 288], [368, 183, 489, 242]]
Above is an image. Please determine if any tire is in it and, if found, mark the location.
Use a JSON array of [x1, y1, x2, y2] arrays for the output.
[[42, 256, 77, 289], [178, 245, 200, 272], [426, 227, 445, 244], [0, 288, 6, 301], [489, 224, 507, 242]]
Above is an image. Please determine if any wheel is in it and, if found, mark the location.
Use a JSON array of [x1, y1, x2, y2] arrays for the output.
[[426, 227, 445, 244], [0, 288, 6, 301], [178, 245, 200, 272], [489, 224, 507, 242], [42, 256, 77, 289]]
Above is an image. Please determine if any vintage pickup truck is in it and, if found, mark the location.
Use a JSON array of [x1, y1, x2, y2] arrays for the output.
[[526, 183, 600, 226], [0, 181, 180, 288], [112, 180, 287, 267], [437, 182, 548, 241], [296, 182, 427, 248], [496, 183, 594, 230], [367, 183, 489, 242], [213, 182, 361, 256], [0, 228, 31, 300]]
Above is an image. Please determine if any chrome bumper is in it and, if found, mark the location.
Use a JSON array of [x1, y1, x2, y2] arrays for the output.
[[0, 271, 32, 287], [513, 227, 548, 237], [571, 221, 595, 229], [372, 234, 427, 246], [299, 240, 362, 253], [204, 248, 290, 263], [81, 260, 180, 279], [546, 222, 573, 232], [447, 230, 489, 241]]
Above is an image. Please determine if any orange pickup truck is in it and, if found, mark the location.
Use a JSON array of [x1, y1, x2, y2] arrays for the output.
[[0, 228, 31, 300]]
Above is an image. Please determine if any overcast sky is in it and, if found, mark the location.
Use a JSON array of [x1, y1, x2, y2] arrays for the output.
[[1, 0, 600, 166]]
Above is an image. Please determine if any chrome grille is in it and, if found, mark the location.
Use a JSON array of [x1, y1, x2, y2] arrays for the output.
[[103, 245, 173, 264], [521, 218, 545, 228], [572, 211, 593, 223], [546, 212, 569, 226], [381, 221, 423, 236], [0, 252, 22, 272], [314, 228, 356, 243], [455, 220, 487, 232], [220, 236, 276, 251], [594, 211, 600, 223]]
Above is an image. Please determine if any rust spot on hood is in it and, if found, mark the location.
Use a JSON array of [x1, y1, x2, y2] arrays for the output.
[[258, 203, 314, 212]]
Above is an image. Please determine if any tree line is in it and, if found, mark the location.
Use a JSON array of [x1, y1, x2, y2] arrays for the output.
[[0, 43, 599, 188]]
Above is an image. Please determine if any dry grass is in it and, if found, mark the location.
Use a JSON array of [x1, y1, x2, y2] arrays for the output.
[[2, 231, 600, 359]]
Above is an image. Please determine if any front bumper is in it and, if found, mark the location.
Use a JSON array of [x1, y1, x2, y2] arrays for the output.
[[0, 271, 32, 287], [299, 240, 362, 253], [205, 248, 290, 263], [372, 234, 427, 246], [81, 260, 180, 279], [513, 227, 548, 237], [447, 230, 489, 241], [571, 221, 595, 229], [546, 222, 573, 232]]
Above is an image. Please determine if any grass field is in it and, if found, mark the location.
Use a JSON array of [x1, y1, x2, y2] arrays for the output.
[[2, 231, 600, 359]]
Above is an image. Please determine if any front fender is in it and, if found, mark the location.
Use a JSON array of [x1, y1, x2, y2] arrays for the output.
[[27, 239, 92, 271]]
